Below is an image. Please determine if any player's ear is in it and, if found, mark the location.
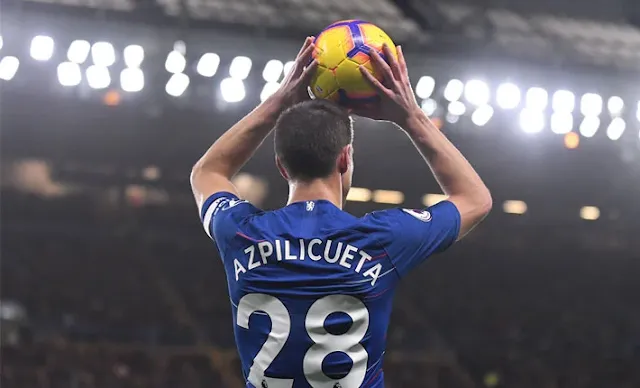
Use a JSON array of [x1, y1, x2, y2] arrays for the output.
[[275, 156, 290, 180], [337, 145, 351, 175]]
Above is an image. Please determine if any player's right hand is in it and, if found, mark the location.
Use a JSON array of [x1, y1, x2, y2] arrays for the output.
[[354, 44, 424, 127], [268, 37, 318, 110]]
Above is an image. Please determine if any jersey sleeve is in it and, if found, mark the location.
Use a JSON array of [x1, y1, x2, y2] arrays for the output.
[[199, 191, 261, 246], [367, 200, 461, 277]]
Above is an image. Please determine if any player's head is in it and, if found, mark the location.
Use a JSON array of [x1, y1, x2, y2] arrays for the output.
[[274, 99, 354, 199]]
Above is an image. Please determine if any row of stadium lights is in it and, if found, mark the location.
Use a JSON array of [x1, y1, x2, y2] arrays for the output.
[[135, 165, 602, 221], [0, 35, 293, 101], [417, 77, 636, 140], [0, 35, 638, 140], [164, 41, 294, 101], [348, 188, 602, 221]]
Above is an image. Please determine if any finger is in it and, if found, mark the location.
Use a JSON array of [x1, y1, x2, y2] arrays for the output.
[[369, 50, 395, 88], [396, 45, 409, 77], [359, 65, 393, 98], [296, 36, 314, 59], [300, 59, 319, 83], [382, 43, 403, 81], [292, 43, 316, 78]]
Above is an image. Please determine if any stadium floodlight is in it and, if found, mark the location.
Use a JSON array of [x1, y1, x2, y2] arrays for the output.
[[0, 56, 19, 81], [445, 113, 460, 124], [260, 82, 280, 102], [607, 96, 624, 116], [606, 117, 626, 140], [421, 98, 437, 116], [221, 77, 246, 103], [525, 87, 548, 111], [471, 105, 494, 127], [123, 45, 144, 68], [86, 65, 111, 89], [580, 206, 600, 221], [372, 190, 404, 205], [165, 50, 186, 74], [173, 40, 186, 54], [263, 60, 284, 83], [57, 62, 82, 86], [197, 53, 220, 77], [91, 42, 116, 67], [580, 93, 602, 116], [464, 80, 490, 106], [229, 56, 252, 80], [67, 40, 90, 64], [579, 117, 600, 138], [552, 90, 575, 113], [519, 108, 545, 133], [550, 112, 573, 134], [30, 35, 55, 61], [423, 193, 447, 206], [165, 73, 190, 97], [120, 68, 144, 92], [444, 79, 464, 102], [415, 76, 435, 99], [503, 200, 527, 215], [347, 187, 372, 202], [447, 101, 466, 116], [283, 61, 295, 77], [496, 82, 520, 110]]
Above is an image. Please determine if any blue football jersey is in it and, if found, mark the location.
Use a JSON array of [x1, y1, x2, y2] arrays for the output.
[[200, 192, 460, 388]]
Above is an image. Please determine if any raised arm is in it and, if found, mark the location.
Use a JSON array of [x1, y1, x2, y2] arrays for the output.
[[190, 38, 318, 211], [356, 45, 492, 239]]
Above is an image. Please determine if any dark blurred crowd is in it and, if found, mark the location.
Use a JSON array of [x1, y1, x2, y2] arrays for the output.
[[2, 190, 639, 388]]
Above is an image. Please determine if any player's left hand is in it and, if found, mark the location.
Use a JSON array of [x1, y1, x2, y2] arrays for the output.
[[351, 44, 423, 127], [268, 37, 318, 109]]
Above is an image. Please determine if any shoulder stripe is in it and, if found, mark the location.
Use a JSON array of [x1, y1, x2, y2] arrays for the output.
[[202, 197, 226, 238], [202, 202, 217, 238]]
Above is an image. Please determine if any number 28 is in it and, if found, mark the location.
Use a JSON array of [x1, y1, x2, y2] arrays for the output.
[[237, 293, 370, 388]]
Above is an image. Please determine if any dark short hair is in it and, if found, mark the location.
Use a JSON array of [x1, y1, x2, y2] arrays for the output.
[[274, 99, 353, 181]]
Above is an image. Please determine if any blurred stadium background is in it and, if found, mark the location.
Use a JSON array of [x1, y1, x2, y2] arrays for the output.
[[2, 0, 640, 387]]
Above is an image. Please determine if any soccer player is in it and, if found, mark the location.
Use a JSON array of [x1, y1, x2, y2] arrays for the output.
[[191, 37, 492, 388]]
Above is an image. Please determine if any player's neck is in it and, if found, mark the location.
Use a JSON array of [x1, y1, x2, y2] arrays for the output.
[[287, 178, 343, 209]]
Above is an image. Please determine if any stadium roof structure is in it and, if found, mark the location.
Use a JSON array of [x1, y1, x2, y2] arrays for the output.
[[11, 0, 640, 72], [409, 0, 640, 72]]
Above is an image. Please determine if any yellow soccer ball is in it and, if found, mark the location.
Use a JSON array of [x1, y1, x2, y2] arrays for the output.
[[310, 20, 397, 108]]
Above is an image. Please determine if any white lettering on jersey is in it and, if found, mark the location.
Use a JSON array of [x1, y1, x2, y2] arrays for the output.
[[232, 239, 382, 286], [308, 239, 322, 261], [275, 240, 283, 261], [245, 246, 261, 270], [299, 239, 306, 261], [339, 244, 358, 269], [324, 240, 343, 264], [402, 208, 432, 222], [257, 241, 273, 265], [306, 201, 315, 211], [354, 251, 371, 273], [362, 265, 381, 286], [234, 259, 247, 281], [284, 240, 297, 260]]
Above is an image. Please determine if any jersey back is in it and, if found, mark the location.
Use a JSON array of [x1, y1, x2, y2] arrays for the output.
[[200, 192, 460, 388]]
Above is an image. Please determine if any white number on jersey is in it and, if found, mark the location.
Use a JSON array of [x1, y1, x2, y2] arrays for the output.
[[236, 293, 370, 388]]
